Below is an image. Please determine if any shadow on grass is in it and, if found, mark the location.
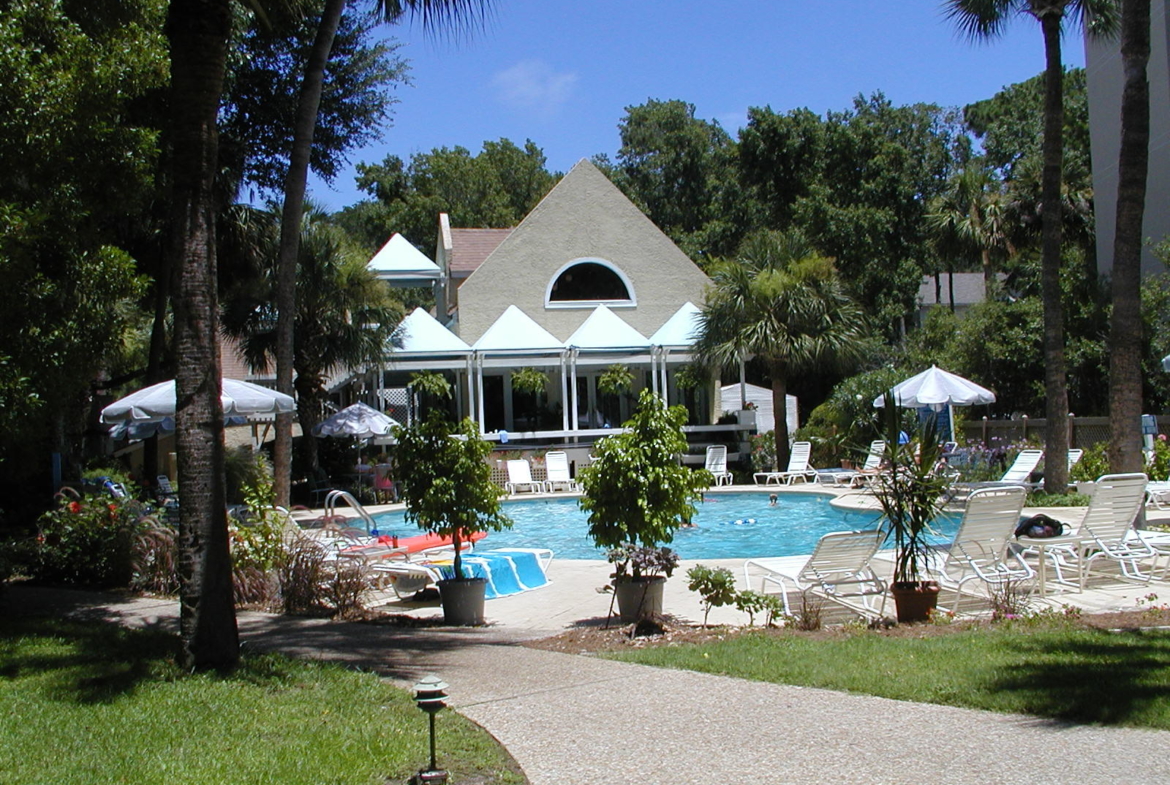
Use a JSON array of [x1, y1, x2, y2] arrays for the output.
[[987, 625, 1170, 727], [2, 584, 535, 693]]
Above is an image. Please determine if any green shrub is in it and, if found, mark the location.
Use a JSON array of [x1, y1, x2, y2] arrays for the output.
[[27, 494, 145, 587], [686, 564, 738, 627], [1070, 441, 1110, 483]]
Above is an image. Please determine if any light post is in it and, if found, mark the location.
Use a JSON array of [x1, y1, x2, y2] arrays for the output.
[[410, 675, 449, 784]]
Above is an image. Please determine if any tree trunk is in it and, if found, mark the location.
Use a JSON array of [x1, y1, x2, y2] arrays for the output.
[[273, 0, 347, 507], [166, 0, 238, 671], [768, 359, 790, 471], [294, 371, 325, 480], [1109, 0, 1151, 475], [1039, 14, 1070, 494]]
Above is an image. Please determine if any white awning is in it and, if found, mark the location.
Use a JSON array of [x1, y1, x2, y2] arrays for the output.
[[649, 301, 702, 347], [472, 305, 563, 354], [392, 308, 470, 355], [565, 305, 650, 350], [366, 233, 441, 283]]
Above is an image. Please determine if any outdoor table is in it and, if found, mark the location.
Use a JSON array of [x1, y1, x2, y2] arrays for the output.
[[1017, 533, 1084, 595]]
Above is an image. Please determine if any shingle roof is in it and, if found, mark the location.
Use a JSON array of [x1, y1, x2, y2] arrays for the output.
[[449, 228, 513, 275]]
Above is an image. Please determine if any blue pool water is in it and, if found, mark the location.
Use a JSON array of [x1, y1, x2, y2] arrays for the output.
[[370, 492, 962, 560]]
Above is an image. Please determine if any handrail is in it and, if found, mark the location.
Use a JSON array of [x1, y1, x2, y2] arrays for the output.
[[323, 489, 378, 534]]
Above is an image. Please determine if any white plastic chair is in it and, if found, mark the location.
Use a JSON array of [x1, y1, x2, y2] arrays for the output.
[[504, 459, 545, 494], [705, 445, 733, 487], [753, 441, 817, 485], [544, 451, 578, 492], [929, 486, 1031, 613], [744, 529, 887, 619]]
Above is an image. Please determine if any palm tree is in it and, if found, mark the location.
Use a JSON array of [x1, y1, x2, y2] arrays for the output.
[[224, 207, 404, 477], [272, 0, 493, 506], [165, 0, 238, 672], [927, 159, 1014, 298], [944, 0, 1119, 494], [164, 0, 491, 670], [694, 231, 869, 470], [1109, 0, 1150, 474]]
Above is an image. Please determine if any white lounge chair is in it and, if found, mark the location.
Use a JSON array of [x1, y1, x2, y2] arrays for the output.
[[544, 451, 579, 492], [753, 441, 817, 486], [743, 529, 887, 619], [826, 440, 886, 488], [504, 459, 545, 494], [1075, 473, 1160, 587], [928, 486, 1031, 613], [705, 445, 733, 487], [1020, 473, 1153, 590]]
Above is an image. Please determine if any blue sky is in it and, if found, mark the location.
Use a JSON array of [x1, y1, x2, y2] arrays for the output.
[[308, 0, 1089, 212]]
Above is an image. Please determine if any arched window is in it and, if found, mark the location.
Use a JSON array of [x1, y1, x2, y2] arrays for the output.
[[545, 259, 635, 308]]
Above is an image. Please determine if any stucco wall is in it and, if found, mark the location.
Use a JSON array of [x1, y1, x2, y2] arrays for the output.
[[455, 159, 711, 344]]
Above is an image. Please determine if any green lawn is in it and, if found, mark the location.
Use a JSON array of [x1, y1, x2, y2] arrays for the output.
[[0, 618, 526, 785], [605, 618, 1170, 728]]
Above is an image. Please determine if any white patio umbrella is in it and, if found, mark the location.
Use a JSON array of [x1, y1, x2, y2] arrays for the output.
[[101, 378, 295, 425], [312, 402, 399, 439], [873, 365, 996, 410]]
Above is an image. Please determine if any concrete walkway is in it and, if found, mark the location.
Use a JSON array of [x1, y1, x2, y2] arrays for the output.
[[7, 577, 1170, 785]]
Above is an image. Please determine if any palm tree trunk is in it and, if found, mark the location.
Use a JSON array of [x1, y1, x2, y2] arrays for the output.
[[294, 371, 326, 479], [274, 0, 347, 507], [166, 0, 238, 671], [768, 359, 791, 471], [1109, 0, 1150, 474], [1039, 12, 1070, 494]]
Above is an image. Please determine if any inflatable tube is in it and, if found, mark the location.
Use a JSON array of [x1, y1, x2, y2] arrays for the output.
[[375, 530, 487, 553]]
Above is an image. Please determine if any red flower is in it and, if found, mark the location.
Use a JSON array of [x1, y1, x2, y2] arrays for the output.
[[69, 501, 82, 514], [108, 503, 118, 513]]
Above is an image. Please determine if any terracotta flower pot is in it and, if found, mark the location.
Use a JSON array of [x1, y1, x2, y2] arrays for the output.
[[890, 580, 940, 624]]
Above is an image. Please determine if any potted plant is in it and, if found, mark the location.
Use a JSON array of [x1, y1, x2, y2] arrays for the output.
[[871, 391, 948, 623], [578, 389, 710, 623], [392, 413, 512, 625]]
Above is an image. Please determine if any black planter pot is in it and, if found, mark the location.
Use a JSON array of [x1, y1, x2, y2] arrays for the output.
[[437, 577, 487, 626]]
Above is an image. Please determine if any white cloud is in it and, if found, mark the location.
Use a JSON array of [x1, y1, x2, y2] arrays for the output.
[[491, 60, 578, 118]]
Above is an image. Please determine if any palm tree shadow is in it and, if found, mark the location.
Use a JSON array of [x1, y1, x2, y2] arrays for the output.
[[987, 627, 1170, 726]]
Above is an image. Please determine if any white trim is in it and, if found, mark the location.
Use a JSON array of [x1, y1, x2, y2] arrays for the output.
[[544, 257, 637, 309]]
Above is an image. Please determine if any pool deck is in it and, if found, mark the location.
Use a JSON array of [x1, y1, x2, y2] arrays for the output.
[[10, 483, 1170, 784], [303, 482, 1170, 631]]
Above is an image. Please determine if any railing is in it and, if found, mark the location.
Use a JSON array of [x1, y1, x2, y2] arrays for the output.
[[323, 489, 378, 534], [961, 415, 1170, 449]]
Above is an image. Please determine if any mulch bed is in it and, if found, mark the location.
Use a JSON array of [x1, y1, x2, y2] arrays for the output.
[[521, 607, 1170, 655]]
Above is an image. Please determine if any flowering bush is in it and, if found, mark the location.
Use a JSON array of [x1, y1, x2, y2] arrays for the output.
[[750, 431, 777, 473], [607, 544, 678, 582], [28, 494, 145, 587]]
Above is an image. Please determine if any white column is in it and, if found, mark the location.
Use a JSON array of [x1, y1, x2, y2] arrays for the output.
[[465, 355, 475, 420], [739, 352, 748, 409], [560, 352, 570, 431], [650, 348, 659, 398], [476, 353, 486, 434], [569, 349, 579, 431]]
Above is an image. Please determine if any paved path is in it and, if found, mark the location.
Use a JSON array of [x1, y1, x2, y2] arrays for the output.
[[7, 584, 1169, 785]]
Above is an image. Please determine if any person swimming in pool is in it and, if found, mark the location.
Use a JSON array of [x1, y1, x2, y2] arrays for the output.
[[768, 493, 779, 506]]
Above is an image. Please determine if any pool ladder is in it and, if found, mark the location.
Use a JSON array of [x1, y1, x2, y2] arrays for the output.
[[323, 489, 378, 534]]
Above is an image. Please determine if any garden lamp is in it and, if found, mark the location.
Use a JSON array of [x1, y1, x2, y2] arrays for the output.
[[411, 675, 449, 784]]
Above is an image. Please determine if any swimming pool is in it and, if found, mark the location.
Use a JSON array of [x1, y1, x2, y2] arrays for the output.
[[370, 492, 962, 560]]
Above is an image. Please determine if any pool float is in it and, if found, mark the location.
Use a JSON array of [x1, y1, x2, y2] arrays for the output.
[[374, 530, 487, 553]]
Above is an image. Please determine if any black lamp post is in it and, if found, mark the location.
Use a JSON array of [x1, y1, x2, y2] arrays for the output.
[[410, 675, 449, 785]]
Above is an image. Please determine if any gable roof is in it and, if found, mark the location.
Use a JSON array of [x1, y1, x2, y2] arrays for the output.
[[472, 305, 562, 353], [565, 305, 649, 350], [367, 233, 441, 282], [393, 308, 470, 354], [649, 301, 702, 347], [449, 227, 513, 275]]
